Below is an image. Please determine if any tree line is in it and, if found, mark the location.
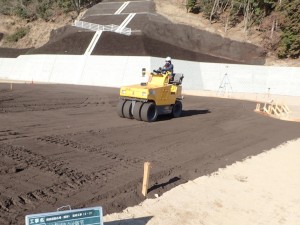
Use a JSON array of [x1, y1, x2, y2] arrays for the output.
[[187, 0, 300, 59], [0, 0, 102, 20]]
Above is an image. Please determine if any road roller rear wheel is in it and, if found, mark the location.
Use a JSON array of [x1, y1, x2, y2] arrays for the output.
[[172, 100, 182, 118]]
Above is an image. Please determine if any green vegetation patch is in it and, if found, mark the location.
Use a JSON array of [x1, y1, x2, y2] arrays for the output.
[[5, 27, 30, 43]]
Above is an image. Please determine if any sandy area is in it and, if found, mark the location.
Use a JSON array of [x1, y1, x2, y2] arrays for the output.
[[183, 90, 300, 122], [104, 138, 300, 225]]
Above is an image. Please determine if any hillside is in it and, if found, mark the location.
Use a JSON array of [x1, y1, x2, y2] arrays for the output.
[[154, 0, 300, 67], [0, 0, 299, 66]]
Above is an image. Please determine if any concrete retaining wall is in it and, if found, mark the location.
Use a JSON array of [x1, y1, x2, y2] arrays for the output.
[[0, 55, 300, 96]]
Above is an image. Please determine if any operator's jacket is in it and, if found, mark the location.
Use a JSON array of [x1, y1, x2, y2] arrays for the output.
[[162, 63, 174, 75]]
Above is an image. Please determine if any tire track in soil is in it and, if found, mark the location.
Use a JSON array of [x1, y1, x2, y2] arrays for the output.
[[31, 131, 188, 214], [37, 134, 143, 165], [64, 125, 184, 164], [0, 135, 143, 213], [0, 129, 28, 142], [0, 143, 86, 212], [0, 96, 94, 113], [36, 133, 145, 187], [64, 127, 181, 170]]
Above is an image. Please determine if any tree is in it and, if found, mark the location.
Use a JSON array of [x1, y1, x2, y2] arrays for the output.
[[186, 0, 196, 12], [276, 0, 300, 58], [71, 0, 82, 15]]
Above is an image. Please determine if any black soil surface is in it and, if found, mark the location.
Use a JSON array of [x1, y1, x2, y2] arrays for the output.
[[0, 47, 33, 58], [1, 83, 300, 225], [0, 0, 265, 65], [93, 32, 241, 64]]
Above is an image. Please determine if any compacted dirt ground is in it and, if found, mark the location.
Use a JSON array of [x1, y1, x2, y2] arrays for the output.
[[1, 83, 300, 225]]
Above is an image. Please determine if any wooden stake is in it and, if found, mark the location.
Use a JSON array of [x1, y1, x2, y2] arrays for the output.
[[142, 162, 151, 197], [10, 83, 12, 91]]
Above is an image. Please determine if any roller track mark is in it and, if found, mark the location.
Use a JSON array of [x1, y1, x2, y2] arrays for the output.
[[0, 165, 26, 175], [0, 143, 66, 174], [78, 96, 109, 107], [36, 134, 144, 185], [12, 197, 26, 207], [90, 178, 141, 206], [2, 183, 64, 211], [96, 157, 141, 182], [140, 141, 183, 166], [0, 97, 15, 103], [0, 165, 136, 214], [37, 135, 143, 165], [0, 198, 13, 211], [75, 97, 89, 108], [58, 123, 149, 140], [1, 97, 91, 113], [0, 142, 141, 213], [10, 192, 46, 208], [0, 129, 27, 142], [0, 180, 87, 213], [0, 143, 94, 202], [0, 89, 13, 93], [142, 129, 236, 166], [0, 129, 13, 134], [82, 95, 116, 107], [0, 143, 95, 185]]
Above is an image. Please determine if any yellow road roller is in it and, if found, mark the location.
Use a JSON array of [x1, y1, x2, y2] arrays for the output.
[[117, 70, 184, 122]]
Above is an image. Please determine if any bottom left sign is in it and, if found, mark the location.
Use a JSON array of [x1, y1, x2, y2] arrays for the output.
[[25, 206, 103, 225]]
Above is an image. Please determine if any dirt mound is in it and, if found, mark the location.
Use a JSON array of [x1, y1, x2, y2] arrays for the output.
[[94, 32, 240, 64]]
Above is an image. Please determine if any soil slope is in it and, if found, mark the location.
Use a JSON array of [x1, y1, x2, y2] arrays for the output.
[[0, 0, 265, 65]]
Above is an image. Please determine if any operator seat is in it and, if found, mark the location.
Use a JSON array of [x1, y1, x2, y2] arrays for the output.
[[169, 73, 184, 85]]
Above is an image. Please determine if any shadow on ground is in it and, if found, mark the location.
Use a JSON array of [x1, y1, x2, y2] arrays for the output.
[[148, 176, 181, 193], [157, 109, 211, 121], [105, 216, 153, 225], [181, 109, 211, 117]]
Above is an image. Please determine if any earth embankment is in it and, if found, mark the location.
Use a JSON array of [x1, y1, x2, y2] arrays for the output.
[[0, 0, 265, 65]]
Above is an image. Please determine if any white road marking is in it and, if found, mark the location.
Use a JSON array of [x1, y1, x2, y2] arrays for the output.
[[116, 13, 136, 33], [100, 0, 150, 4], [114, 1, 130, 14], [84, 31, 103, 55]]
